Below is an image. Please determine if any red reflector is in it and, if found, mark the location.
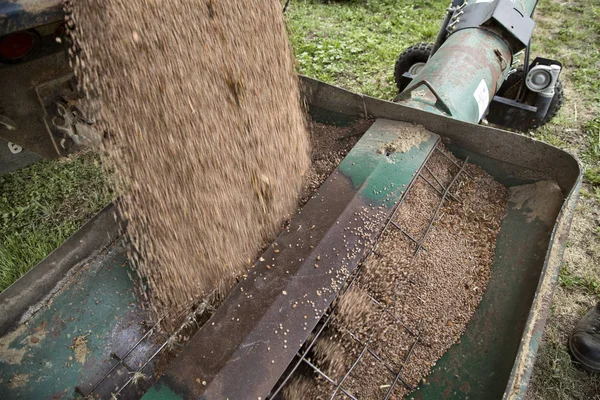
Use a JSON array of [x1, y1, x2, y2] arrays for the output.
[[0, 32, 35, 60]]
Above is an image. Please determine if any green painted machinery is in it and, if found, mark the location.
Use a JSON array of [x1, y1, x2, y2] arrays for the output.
[[395, 0, 563, 129]]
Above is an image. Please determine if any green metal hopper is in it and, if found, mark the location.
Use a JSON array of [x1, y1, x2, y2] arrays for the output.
[[0, 77, 580, 400]]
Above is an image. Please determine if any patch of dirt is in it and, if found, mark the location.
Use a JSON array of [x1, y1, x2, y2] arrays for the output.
[[7, 373, 29, 389], [283, 145, 509, 398], [71, 335, 90, 364]]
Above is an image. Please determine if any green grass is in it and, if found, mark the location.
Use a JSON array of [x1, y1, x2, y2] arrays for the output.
[[0, 152, 112, 291], [286, 0, 445, 99], [582, 118, 600, 185], [559, 266, 600, 297]]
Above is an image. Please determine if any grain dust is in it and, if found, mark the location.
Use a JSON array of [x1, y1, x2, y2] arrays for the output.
[[509, 180, 563, 224], [377, 121, 431, 154], [65, 0, 310, 330]]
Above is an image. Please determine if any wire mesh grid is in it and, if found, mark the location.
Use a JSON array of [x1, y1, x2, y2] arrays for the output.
[[75, 297, 216, 398], [269, 147, 470, 400], [77, 145, 468, 400]]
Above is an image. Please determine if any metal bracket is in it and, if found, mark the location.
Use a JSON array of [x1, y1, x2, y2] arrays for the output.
[[448, 0, 535, 52], [396, 79, 453, 117]]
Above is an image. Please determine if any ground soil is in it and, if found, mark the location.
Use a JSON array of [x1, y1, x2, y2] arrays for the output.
[[284, 145, 509, 399]]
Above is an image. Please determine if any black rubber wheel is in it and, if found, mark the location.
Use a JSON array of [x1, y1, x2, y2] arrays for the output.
[[394, 43, 433, 92], [495, 67, 564, 131]]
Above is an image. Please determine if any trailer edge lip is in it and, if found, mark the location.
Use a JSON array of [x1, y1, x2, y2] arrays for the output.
[[503, 176, 583, 400]]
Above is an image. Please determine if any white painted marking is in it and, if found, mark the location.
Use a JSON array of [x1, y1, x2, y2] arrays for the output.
[[473, 79, 490, 120], [8, 142, 22, 154]]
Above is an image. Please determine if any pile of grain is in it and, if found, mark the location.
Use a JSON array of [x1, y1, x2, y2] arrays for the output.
[[301, 119, 373, 205], [65, 0, 310, 330], [284, 146, 509, 399]]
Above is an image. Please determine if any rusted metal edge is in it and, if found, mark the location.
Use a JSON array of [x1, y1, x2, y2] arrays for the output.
[[144, 121, 440, 400]]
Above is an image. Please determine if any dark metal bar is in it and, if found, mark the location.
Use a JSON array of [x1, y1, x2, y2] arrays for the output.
[[111, 353, 136, 372], [301, 358, 359, 400], [329, 344, 369, 400], [336, 292, 422, 396], [382, 308, 418, 337], [355, 288, 418, 337], [116, 340, 170, 395], [340, 319, 416, 398], [405, 335, 421, 364], [383, 367, 414, 399], [302, 358, 337, 386], [414, 157, 469, 255], [419, 172, 445, 196], [75, 320, 162, 397], [390, 220, 428, 252], [424, 165, 460, 202], [434, 147, 474, 179], [384, 334, 421, 400], [342, 328, 402, 381]]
